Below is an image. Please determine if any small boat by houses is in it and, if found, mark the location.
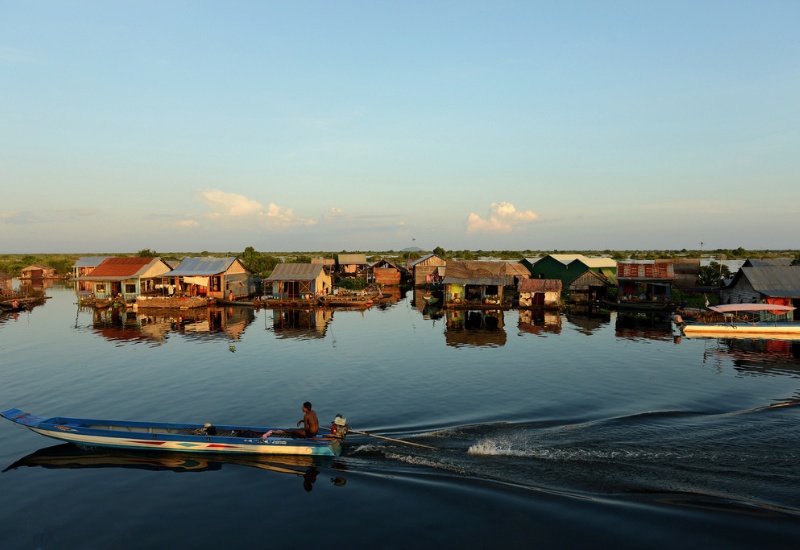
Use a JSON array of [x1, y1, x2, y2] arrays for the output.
[[674, 304, 800, 340], [1, 408, 349, 457]]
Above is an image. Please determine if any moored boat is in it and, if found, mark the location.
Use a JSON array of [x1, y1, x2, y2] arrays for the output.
[[1, 408, 349, 457], [674, 304, 800, 339]]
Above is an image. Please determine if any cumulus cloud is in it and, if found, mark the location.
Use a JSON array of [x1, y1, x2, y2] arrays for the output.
[[197, 190, 264, 217], [195, 189, 315, 228], [467, 202, 538, 233]]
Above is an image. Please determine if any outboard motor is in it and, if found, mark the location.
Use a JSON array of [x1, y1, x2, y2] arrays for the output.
[[330, 414, 349, 439]]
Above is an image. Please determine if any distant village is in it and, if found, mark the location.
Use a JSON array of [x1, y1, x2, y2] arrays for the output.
[[3, 253, 799, 317]]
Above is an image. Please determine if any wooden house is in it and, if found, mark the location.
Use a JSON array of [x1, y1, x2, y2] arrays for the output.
[[616, 262, 675, 303], [658, 258, 700, 289], [0, 270, 12, 293], [166, 257, 254, 300], [443, 261, 530, 309], [518, 278, 562, 308], [311, 257, 336, 275], [720, 265, 800, 310], [408, 254, 447, 286], [78, 257, 172, 302], [566, 270, 611, 303], [336, 254, 369, 278], [264, 263, 332, 301], [20, 264, 57, 279], [371, 258, 407, 286]]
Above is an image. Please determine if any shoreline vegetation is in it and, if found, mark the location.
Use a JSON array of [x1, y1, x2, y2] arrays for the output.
[[1, 247, 799, 279]]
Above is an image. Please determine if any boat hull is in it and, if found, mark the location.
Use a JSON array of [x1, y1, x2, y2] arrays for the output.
[[681, 323, 800, 340], [1, 409, 342, 457]]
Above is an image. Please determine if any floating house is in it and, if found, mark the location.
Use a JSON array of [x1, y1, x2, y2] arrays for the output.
[[443, 261, 530, 309], [522, 254, 617, 285], [518, 278, 562, 308], [408, 254, 447, 286], [72, 256, 111, 292], [264, 263, 332, 302], [0, 270, 12, 292], [566, 270, 612, 303], [720, 265, 800, 310], [78, 257, 172, 302], [371, 258, 406, 286], [616, 262, 675, 303], [336, 254, 369, 278], [20, 264, 57, 279], [166, 257, 253, 300]]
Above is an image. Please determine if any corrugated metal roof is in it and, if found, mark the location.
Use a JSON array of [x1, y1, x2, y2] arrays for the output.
[[617, 262, 675, 280], [544, 254, 616, 269], [264, 263, 325, 281], [337, 254, 368, 265], [741, 266, 800, 297], [167, 257, 237, 276], [442, 261, 527, 285], [84, 257, 161, 278], [519, 279, 562, 293], [72, 256, 111, 268]]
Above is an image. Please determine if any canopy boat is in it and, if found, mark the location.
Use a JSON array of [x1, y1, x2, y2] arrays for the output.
[[0, 408, 349, 457], [674, 304, 800, 339]]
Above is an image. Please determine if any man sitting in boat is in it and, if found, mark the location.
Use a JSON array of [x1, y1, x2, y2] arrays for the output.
[[292, 401, 319, 439]]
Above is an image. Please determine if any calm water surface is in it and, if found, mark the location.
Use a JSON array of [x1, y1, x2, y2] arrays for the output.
[[1, 284, 799, 549]]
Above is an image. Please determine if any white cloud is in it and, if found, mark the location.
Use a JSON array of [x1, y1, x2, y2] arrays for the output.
[[467, 202, 538, 233], [195, 189, 315, 228], [197, 190, 264, 217], [176, 219, 200, 227]]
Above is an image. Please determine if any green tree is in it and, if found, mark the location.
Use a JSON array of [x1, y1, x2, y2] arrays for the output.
[[137, 249, 157, 257], [698, 261, 731, 287]]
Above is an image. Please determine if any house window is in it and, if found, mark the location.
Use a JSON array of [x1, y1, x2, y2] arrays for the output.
[[125, 283, 136, 294], [96, 284, 106, 293]]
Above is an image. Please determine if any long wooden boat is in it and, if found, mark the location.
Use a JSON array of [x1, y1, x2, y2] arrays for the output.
[[674, 304, 800, 339], [1, 408, 348, 457]]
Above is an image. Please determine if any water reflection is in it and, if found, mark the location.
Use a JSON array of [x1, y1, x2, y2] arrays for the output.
[[518, 309, 562, 336], [270, 308, 334, 340], [444, 310, 506, 348], [702, 338, 800, 378], [614, 311, 675, 342], [3, 443, 345, 493], [90, 305, 256, 345], [564, 305, 611, 336]]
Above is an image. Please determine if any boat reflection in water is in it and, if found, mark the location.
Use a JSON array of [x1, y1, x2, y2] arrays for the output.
[[3, 444, 346, 493], [444, 310, 506, 348]]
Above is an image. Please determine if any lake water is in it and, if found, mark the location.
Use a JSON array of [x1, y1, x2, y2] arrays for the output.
[[2, 283, 799, 549]]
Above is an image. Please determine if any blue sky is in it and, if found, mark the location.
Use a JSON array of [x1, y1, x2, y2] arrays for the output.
[[2, 1, 798, 253]]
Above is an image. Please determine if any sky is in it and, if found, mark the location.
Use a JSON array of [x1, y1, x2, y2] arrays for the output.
[[1, 1, 798, 254]]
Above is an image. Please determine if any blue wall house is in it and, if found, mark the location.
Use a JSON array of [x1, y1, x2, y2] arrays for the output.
[[77, 257, 172, 302]]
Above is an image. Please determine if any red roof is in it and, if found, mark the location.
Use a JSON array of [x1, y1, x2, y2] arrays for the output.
[[617, 263, 675, 280], [89, 257, 157, 277]]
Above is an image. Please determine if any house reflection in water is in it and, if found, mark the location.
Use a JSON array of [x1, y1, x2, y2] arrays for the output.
[[270, 308, 333, 340], [703, 338, 800, 378], [518, 309, 562, 336], [565, 306, 611, 336], [444, 310, 506, 348], [91, 305, 255, 345]]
